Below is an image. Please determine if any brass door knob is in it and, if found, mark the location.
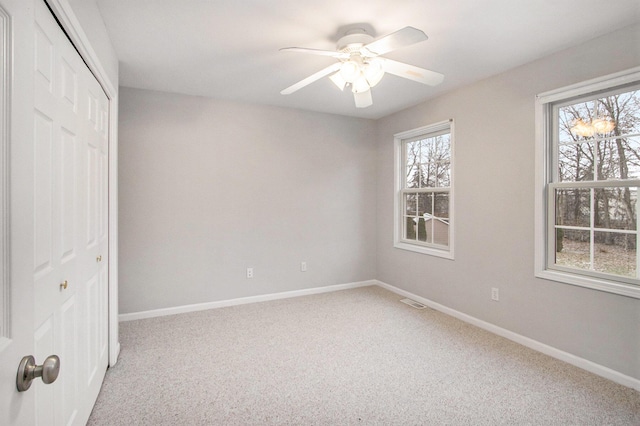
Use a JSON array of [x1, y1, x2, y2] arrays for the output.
[[96, 255, 102, 262], [60, 280, 68, 290]]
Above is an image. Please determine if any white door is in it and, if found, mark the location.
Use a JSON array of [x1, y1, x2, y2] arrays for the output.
[[0, 0, 109, 424], [0, 0, 37, 423]]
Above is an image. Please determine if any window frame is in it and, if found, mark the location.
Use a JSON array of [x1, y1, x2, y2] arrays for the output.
[[535, 66, 640, 299], [394, 120, 454, 259]]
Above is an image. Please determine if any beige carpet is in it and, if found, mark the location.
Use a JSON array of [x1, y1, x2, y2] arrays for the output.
[[88, 286, 640, 425]]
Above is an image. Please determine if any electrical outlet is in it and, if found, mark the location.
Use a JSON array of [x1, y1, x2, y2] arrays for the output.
[[491, 287, 499, 301], [246, 267, 254, 279], [301, 261, 307, 272]]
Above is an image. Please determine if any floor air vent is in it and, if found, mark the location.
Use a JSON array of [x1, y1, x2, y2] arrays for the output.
[[400, 298, 428, 309]]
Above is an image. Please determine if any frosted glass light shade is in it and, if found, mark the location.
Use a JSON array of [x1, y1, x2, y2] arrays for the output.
[[340, 60, 360, 83], [363, 59, 384, 87], [352, 74, 370, 93]]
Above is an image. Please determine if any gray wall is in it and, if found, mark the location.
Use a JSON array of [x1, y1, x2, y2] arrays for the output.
[[118, 88, 378, 313], [376, 23, 640, 380]]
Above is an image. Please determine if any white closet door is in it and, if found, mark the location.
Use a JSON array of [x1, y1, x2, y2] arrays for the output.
[[32, 1, 109, 424]]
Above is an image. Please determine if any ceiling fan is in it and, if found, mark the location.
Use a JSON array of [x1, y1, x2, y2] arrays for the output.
[[280, 26, 444, 108]]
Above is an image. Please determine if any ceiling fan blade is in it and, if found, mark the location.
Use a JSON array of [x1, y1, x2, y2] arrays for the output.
[[280, 47, 349, 59], [361, 26, 428, 56], [354, 90, 373, 108], [379, 58, 444, 86], [281, 63, 342, 95]]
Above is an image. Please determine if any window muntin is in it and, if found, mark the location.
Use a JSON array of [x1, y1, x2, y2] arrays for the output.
[[395, 121, 453, 258], [547, 81, 640, 288]]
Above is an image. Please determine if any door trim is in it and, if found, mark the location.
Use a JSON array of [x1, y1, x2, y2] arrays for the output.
[[44, 0, 120, 366], [0, 3, 10, 347]]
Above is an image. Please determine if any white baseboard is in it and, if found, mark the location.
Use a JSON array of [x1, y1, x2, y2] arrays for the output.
[[119, 280, 377, 322], [375, 280, 640, 392]]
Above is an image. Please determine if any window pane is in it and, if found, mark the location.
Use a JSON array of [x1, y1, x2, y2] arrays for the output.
[[617, 91, 640, 134], [436, 161, 451, 187], [405, 194, 417, 215], [558, 90, 640, 182], [602, 136, 640, 180], [555, 229, 590, 270], [595, 91, 639, 136], [423, 164, 436, 187], [593, 231, 636, 278], [421, 135, 450, 161], [406, 165, 419, 188], [434, 193, 449, 219], [596, 139, 617, 180], [437, 135, 451, 161], [406, 141, 419, 167], [404, 216, 417, 240], [558, 142, 593, 182], [558, 123, 575, 145], [595, 187, 637, 230], [430, 217, 449, 246], [418, 193, 433, 216], [625, 138, 640, 179], [419, 139, 431, 164], [425, 162, 450, 188], [555, 188, 590, 227], [417, 217, 428, 242]]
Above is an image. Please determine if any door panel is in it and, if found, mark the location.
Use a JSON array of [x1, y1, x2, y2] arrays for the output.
[[33, 111, 54, 278], [34, 21, 53, 92], [60, 128, 77, 263], [59, 296, 78, 425]]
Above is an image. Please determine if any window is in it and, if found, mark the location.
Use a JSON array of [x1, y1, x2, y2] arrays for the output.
[[394, 120, 454, 258], [535, 67, 640, 298]]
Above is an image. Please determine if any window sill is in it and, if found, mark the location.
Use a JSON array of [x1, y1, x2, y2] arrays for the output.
[[536, 269, 640, 299], [394, 241, 454, 260]]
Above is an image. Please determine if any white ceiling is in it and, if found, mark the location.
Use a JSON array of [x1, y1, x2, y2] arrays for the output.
[[96, 0, 640, 119]]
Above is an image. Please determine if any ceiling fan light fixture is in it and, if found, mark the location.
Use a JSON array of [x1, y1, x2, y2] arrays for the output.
[[352, 74, 370, 94], [280, 26, 444, 109], [340, 60, 360, 83], [363, 59, 384, 87], [329, 72, 347, 91]]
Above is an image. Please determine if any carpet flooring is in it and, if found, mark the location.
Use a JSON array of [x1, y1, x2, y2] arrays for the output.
[[88, 286, 640, 425]]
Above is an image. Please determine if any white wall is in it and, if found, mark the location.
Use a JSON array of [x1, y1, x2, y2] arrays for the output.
[[118, 88, 377, 314], [376, 23, 640, 380]]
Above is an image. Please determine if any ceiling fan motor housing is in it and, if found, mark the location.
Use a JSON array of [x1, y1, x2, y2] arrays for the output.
[[337, 32, 374, 53]]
